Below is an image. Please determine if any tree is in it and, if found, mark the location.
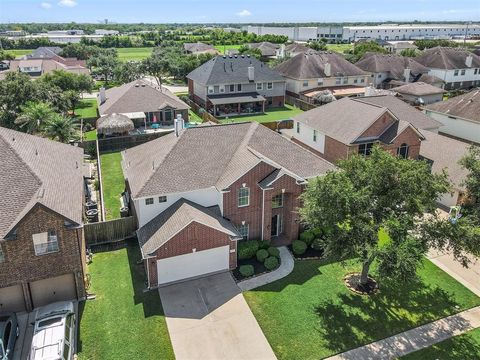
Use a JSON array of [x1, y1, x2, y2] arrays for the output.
[[346, 41, 389, 62], [459, 146, 480, 216], [87, 48, 119, 84], [300, 147, 450, 289], [238, 45, 262, 59], [64, 90, 81, 115], [312, 90, 336, 105], [0, 49, 15, 61], [308, 41, 327, 51], [400, 48, 418, 57], [42, 114, 80, 143], [141, 45, 176, 86], [0, 72, 37, 128], [14, 102, 56, 134], [41, 70, 94, 94], [114, 60, 144, 84]]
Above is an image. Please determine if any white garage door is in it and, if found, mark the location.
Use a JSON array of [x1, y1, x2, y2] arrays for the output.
[[30, 273, 77, 308], [157, 246, 230, 285], [0, 285, 26, 312]]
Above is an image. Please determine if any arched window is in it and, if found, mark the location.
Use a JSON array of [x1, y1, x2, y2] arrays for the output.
[[397, 143, 409, 159]]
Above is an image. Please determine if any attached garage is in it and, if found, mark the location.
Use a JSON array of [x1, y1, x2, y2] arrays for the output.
[[30, 273, 77, 308], [0, 285, 26, 312]]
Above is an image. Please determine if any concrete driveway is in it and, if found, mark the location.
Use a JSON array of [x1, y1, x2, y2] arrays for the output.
[[159, 272, 277, 360]]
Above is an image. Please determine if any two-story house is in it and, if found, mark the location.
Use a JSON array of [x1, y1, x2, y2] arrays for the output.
[[122, 122, 335, 287], [0, 127, 87, 312], [186, 55, 286, 117], [415, 47, 480, 90]]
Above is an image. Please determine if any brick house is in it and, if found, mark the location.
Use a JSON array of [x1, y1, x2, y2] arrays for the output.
[[0, 127, 87, 312], [287, 95, 443, 164], [122, 122, 335, 287], [186, 55, 286, 118]]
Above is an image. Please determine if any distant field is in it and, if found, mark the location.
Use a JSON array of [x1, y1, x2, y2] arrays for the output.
[[214, 44, 243, 54], [326, 43, 353, 53], [5, 49, 32, 58], [117, 47, 153, 61]]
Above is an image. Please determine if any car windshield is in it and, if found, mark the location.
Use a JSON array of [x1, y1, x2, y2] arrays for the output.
[[38, 317, 62, 329]]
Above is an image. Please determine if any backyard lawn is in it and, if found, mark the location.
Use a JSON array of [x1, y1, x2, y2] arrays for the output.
[[117, 47, 153, 61], [401, 327, 480, 360], [244, 258, 480, 360], [77, 242, 174, 360], [4, 49, 32, 58], [75, 99, 98, 119], [83, 129, 97, 141], [219, 104, 303, 124], [214, 44, 243, 54], [326, 43, 353, 53], [100, 152, 124, 220]]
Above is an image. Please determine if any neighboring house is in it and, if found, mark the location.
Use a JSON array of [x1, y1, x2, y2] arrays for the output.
[[248, 42, 279, 59], [424, 88, 480, 144], [187, 55, 286, 117], [276, 43, 310, 58], [7, 58, 89, 78], [419, 130, 470, 208], [122, 122, 335, 287], [417, 73, 445, 88], [355, 53, 430, 88], [97, 79, 190, 127], [415, 47, 480, 90], [0, 127, 87, 313], [287, 95, 438, 163], [25, 46, 63, 59], [275, 50, 369, 98], [184, 42, 219, 56], [392, 82, 445, 105], [389, 42, 418, 55]]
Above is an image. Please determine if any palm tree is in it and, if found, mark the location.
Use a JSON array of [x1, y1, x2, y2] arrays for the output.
[[43, 115, 80, 143], [14, 102, 56, 134]]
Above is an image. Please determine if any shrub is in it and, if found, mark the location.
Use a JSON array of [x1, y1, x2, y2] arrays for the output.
[[84, 123, 93, 131], [238, 240, 259, 260], [299, 230, 315, 246], [264, 256, 279, 271], [312, 238, 324, 251], [292, 240, 307, 255], [256, 249, 269, 262], [93, 179, 100, 191], [258, 240, 271, 250], [239, 265, 254, 278], [267, 246, 280, 259]]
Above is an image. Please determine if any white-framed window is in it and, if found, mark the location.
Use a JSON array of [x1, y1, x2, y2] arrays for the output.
[[358, 142, 374, 156], [256, 83, 263, 90], [296, 121, 300, 134], [460, 69, 466, 76], [238, 187, 250, 207], [353, 79, 358, 84], [343, 78, 348, 84], [158, 196, 167, 203], [454, 70, 459, 76], [267, 82, 273, 90], [207, 86, 214, 94], [237, 223, 249, 240], [229, 84, 235, 92], [219, 85, 225, 93], [237, 84, 242, 91], [145, 198, 154, 205], [0, 244, 4, 263], [272, 193, 284, 209], [33, 230, 59, 256], [397, 143, 409, 159], [303, 81, 309, 87], [313, 129, 318, 142], [336, 77, 342, 85], [360, 78, 365, 83], [317, 78, 324, 86], [475, 69, 478, 75]]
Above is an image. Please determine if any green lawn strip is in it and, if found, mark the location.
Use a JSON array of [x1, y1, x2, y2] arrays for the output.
[[75, 99, 98, 119], [244, 258, 480, 360], [83, 130, 97, 141], [116, 47, 153, 62], [99, 152, 124, 220], [401, 327, 480, 360], [214, 44, 243, 54], [188, 109, 203, 123], [5, 49, 32, 57], [219, 104, 303, 124], [77, 243, 174, 360], [326, 43, 353, 53]]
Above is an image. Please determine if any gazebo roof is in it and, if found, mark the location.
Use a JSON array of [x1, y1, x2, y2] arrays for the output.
[[97, 113, 134, 135]]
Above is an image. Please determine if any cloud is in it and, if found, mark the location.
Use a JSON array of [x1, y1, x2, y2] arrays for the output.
[[58, 0, 77, 7], [236, 9, 251, 17], [41, 2, 52, 9]]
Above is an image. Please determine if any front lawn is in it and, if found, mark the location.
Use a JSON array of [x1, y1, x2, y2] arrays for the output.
[[401, 327, 480, 360], [219, 104, 303, 124], [117, 47, 153, 62], [77, 242, 174, 360], [75, 99, 98, 119], [214, 44, 243, 54], [244, 259, 480, 360], [100, 152, 125, 220]]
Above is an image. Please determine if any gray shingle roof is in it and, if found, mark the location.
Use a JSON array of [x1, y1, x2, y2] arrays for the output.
[[122, 122, 336, 198], [248, 42, 279, 57], [26, 47, 62, 59], [275, 50, 368, 79], [186, 55, 285, 86], [285, 43, 309, 53], [137, 199, 241, 256], [97, 79, 189, 116], [418, 73, 444, 85], [392, 82, 445, 96], [415, 47, 480, 70], [425, 88, 480, 123], [184, 42, 217, 53], [0, 127, 85, 238], [355, 53, 429, 80]]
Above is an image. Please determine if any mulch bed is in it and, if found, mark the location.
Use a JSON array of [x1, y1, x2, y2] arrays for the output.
[[344, 273, 379, 295], [288, 245, 324, 260], [232, 258, 268, 281]]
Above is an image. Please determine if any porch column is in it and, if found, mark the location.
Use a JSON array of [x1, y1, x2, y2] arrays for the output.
[[262, 100, 266, 113], [213, 105, 216, 116], [238, 103, 241, 114]]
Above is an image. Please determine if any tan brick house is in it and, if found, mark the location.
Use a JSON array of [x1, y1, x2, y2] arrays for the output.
[[0, 127, 87, 312], [122, 122, 335, 287]]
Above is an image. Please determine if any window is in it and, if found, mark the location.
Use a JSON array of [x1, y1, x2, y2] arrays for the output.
[[0, 244, 4, 263], [219, 85, 225, 93], [397, 143, 409, 159], [145, 198, 154, 205], [313, 129, 318, 142], [267, 82, 273, 90], [460, 69, 466, 76], [317, 78, 324, 86], [454, 70, 459, 76], [475, 69, 479, 75], [33, 230, 59, 256], [354, 79, 358, 84], [343, 78, 348, 85], [272, 194, 284, 208], [303, 81, 309, 87], [229, 84, 235, 92], [237, 223, 249, 240], [360, 78, 365, 83], [207, 86, 214, 94], [158, 196, 167, 203], [237, 84, 242, 91], [256, 83, 263, 90], [335, 77, 342, 85], [238, 187, 250, 207], [296, 121, 300, 134], [358, 142, 374, 156]]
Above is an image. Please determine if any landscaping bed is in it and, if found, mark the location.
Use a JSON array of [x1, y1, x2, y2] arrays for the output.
[[232, 257, 268, 281], [288, 244, 324, 260], [233, 240, 281, 281]]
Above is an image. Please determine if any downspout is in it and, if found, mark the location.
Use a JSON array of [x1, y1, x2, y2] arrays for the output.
[[261, 189, 265, 241]]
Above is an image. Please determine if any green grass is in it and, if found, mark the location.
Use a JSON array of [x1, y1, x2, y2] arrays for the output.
[[100, 152, 124, 220], [117, 47, 153, 62], [214, 44, 243, 54], [219, 104, 303, 124], [77, 242, 174, 360], [75, 99, 98, 119], [4, 49, 32, 58], [401, 327, 480, 360], [326, 43, 353, 53], [188, 109, 203, 123], [244, 259, 480, 360], [83, 130, 97, 141]]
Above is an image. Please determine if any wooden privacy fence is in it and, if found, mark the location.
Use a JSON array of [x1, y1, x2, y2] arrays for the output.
[[84, 216, 137, 246], [285, 95, 318, 111]]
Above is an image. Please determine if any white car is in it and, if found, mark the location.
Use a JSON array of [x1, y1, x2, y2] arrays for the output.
[[29, 301, 76, 360]]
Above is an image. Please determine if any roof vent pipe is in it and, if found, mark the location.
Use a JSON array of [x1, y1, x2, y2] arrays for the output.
[[99, 87, 107, 104], [403, 68, 411, 83]]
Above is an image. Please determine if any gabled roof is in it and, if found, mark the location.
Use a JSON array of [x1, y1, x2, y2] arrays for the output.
[[285, 43, 309, 53], [186, 55, 284, 85], [0, 127, 85, 239], [97, 79, 189, 116], [184, 42, 217, 53], [355, 53, 429, 80], [415, 47, 480, 70], [137, 199, 241, 257], [275, 50, 368, 79], [248, 42, 279, 56], [393, 82, 445, 96], [425, 88, 480, 123], [122, 122, 336, 198], [418, 73, 444, 85], [26, 47, 62, 59]]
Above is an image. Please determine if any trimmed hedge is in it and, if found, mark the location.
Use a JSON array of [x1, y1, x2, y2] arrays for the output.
[[267, 246, 280, 259], [258, 240, 271, 250], [292, 240, 307, 255], [299, 230, 315, 246], [264, 256, 279, 271], [238, 240, 259, 260], [239, 265, 254, 278], [256, 249, 269, 263]]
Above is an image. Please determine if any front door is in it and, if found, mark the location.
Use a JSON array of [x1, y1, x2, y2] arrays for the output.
[[271, 214, 283, 237]]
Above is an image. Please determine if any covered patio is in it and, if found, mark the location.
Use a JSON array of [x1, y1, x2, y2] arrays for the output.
[[208, 93, 266, 118]]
